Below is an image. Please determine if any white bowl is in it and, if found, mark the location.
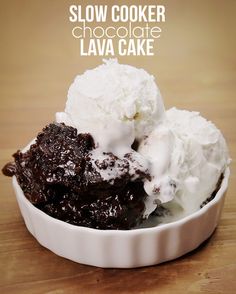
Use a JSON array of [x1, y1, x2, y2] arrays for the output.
[[12, 168, 230, 268]]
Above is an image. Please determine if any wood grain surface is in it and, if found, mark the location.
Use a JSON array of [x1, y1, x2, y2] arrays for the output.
[[0, 0, 236, 293]]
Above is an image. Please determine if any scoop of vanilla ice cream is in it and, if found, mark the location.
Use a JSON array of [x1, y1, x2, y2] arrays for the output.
[[55, 59, 229, 222], [139, 107, 230, 218], [56, 59, 165, 154]]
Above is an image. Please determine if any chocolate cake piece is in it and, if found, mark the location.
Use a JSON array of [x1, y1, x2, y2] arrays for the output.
[[2, 123, 148, 229], [39, 181, 146, 230], [200, 173, 224, 208]]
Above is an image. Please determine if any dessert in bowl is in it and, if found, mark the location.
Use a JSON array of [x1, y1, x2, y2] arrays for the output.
[[3, 60, 230, 268]]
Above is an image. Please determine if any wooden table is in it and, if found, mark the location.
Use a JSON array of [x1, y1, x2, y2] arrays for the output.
[[1, 1, 236, 293]]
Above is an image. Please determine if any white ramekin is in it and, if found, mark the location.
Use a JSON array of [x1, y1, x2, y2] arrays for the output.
[[12, 168, 230, 268]]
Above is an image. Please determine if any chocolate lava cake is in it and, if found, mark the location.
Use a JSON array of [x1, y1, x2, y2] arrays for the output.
[[2, 123, 150, 229]]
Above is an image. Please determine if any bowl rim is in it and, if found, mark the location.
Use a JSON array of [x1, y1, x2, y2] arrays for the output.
[[13, 167, 230, 236]]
